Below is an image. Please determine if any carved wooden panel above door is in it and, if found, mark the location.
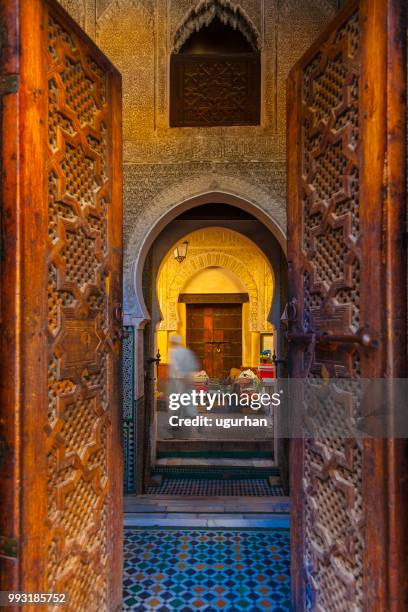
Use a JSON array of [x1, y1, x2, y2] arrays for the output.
[[0, 1, 123, 609], [170, 53, 261, 127]]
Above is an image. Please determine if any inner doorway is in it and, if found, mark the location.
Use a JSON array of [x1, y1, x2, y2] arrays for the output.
[[136, 205, 287, 494]]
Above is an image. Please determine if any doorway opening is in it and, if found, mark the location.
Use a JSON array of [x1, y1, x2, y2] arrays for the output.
[[132, 200, 288, 500]]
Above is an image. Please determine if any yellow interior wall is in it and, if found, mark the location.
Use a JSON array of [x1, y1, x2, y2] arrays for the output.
[[156, 330, 168, 364], [177, 303, 187, 345], [157, 304, 186, 364], [182, 267, 247, 294]]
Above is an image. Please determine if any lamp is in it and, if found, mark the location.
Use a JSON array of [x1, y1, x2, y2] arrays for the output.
[[173, 240, 189, 263]]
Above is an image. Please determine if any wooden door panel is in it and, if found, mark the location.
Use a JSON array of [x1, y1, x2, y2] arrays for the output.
[[223, 329, 242, 344], [214, 316, 242, 330], [186, 330, 204, 344], [188, 316, 205, 329], [212, 328, 224, 342], [0, 1, 122, 609], [287, 0, 407, 609], [186, 304, 243, 378]]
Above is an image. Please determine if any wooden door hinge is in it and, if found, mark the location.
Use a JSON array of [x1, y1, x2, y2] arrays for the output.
[[0, 424, 9, 469], [0, 74, 19, 96], [0, 535, 18, 559]]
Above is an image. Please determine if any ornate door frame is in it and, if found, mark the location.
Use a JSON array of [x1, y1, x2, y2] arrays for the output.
[[287, 0, 407, 609]]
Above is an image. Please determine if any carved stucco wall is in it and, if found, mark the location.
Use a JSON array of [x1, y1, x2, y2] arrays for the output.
[[58, 0, 339, 316]]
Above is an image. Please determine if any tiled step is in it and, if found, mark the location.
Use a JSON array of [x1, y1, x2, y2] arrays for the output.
[[155, 457, 276, 467], [124, 513, 290, 529], [152, 461, 281, 482], [124, 494, 290, 515], [147, 477, 284, 496], [157, 441, 273, 457]]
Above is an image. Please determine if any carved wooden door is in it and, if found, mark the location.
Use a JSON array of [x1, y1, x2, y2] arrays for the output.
[[186, 304, 243, 378], [287, 0, 406, 610], [0, 1, 122, 610]]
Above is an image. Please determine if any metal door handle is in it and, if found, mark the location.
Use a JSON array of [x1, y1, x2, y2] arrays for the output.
[[112, 302, 130, 339], [113, 303, 123, 323]]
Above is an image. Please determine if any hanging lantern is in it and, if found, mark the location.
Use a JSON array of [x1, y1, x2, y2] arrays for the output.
[[173, 240, 189, 263]]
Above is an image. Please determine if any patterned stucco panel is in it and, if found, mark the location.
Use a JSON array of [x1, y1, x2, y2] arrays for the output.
[[93, 0, 335, 162], [96, 0, 155, 140], [122, 162, 286, 244], [58, 0, 86, 25]]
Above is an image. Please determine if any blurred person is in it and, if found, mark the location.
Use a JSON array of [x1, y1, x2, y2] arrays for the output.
[[167, 336, 199, 437]]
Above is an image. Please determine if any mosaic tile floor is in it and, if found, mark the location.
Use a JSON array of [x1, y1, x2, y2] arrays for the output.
[[146, 478, 284, 497], [123, 528, 291, 611]]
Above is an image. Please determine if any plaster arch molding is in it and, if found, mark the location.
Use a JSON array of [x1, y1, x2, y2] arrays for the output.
[[164, 251, 262, 332], [124, 173, 286, 323]]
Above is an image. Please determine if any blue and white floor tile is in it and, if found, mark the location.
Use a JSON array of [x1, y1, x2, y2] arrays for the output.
[[123, 528, 291, 611]]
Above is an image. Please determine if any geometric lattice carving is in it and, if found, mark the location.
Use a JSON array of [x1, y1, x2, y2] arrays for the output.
[[48, 13, 76, 56], [304, 439, 364, 611], [171, 56, 261, 126], [48, 264, 76, 336], [62, 228, 99, 288], [314, 226, 346, 286], [61, 144, 98, 206], [300, 10, 364, 611], [302, 9, 361, 353], [122, 327, 136, 493], [46, 11, 111, 608], [313, 142, 348, 203], [49, 79, 75, 150], [48, 171, 76, 241], [61, 57, 97, 126]]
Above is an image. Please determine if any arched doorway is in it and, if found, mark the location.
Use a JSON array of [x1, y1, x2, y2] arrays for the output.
[[122, 198, 287, 495], [153, 226, 278, 467]]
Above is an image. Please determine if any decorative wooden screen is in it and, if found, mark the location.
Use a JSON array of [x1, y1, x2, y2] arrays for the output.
[[287, 0, 407, 609], [170, 53, 261, 127], [0, 1, 122, 609], [300, 11, 364, 609]]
